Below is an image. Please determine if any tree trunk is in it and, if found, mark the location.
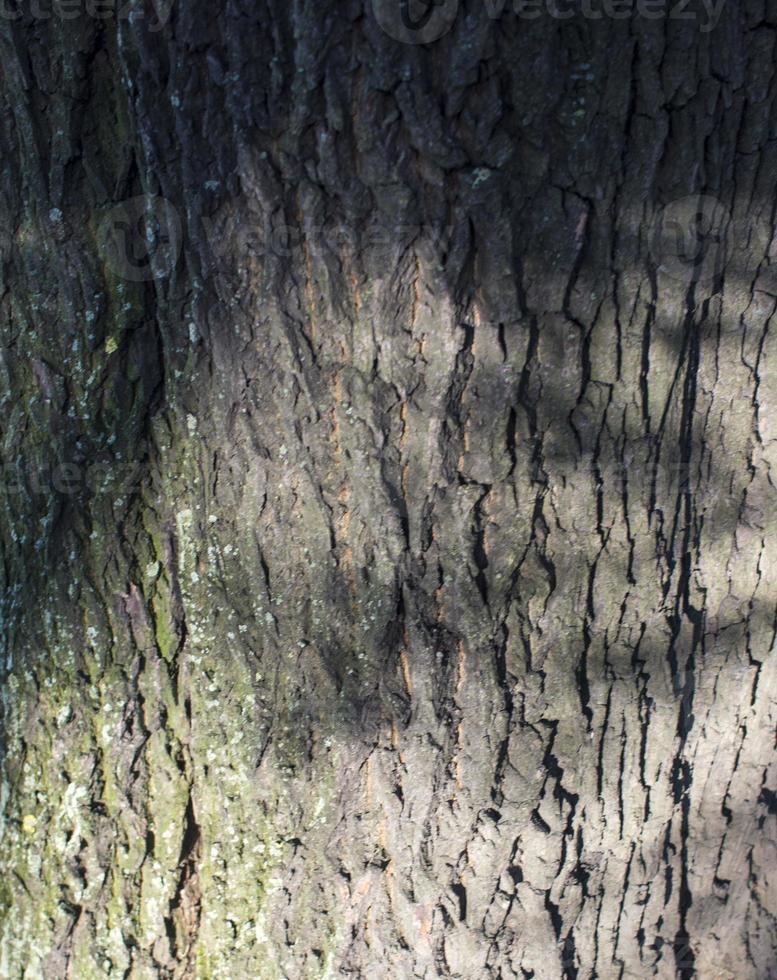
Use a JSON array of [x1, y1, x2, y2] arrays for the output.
[[1, 2, 776, 977]]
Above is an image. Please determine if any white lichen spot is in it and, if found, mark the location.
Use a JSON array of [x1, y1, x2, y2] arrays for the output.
[[146, 560, 160, 580]]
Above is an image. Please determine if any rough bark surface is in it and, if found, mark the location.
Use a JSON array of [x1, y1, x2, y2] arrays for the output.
[[1, 1, 776, 977]]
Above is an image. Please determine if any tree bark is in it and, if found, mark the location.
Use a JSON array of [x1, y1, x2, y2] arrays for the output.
[[1, 1, 776, 977]]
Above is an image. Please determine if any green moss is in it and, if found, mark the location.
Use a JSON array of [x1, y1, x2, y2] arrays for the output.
[[151, 591, 177, 663]]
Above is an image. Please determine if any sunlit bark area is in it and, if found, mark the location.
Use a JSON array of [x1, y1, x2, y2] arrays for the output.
[[1, 2, 776, 977]]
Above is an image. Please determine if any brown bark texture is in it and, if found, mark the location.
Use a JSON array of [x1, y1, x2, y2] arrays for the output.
[[0, 0, 776, 977]]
